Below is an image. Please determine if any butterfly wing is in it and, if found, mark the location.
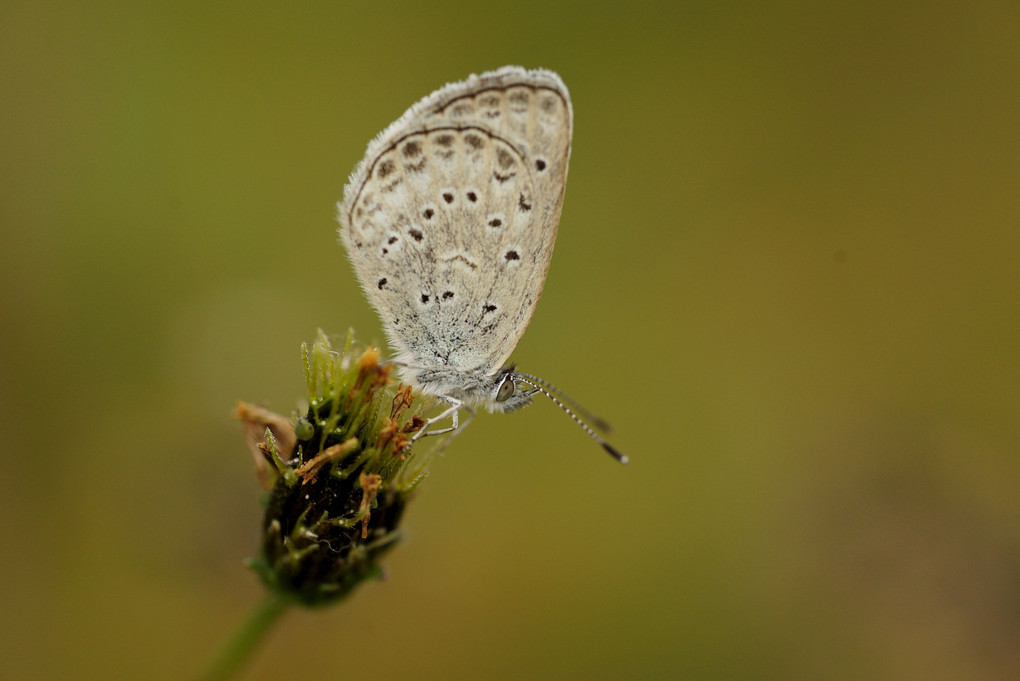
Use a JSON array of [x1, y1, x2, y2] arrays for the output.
[[337, 66, 572, 376]]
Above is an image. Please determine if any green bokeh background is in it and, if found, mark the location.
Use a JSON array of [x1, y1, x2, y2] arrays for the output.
[[3, 2, 1019, 679]]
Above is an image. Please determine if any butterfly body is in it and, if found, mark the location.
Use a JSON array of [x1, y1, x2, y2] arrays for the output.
[[337, 66, 572, 412]]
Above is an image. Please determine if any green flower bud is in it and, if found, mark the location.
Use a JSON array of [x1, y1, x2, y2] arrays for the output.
[[234, 330, 442, 607]]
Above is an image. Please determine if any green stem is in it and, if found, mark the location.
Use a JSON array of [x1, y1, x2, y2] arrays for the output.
[[197, 592, 289, 681]]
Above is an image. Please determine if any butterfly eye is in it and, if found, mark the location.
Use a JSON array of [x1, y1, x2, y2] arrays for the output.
[[495, 376, 516, 402]]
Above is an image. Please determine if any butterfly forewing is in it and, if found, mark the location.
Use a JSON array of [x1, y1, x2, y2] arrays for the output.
[[338, 67, 572, 375]]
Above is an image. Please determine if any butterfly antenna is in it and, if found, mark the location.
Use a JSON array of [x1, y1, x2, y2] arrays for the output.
[[515, 371, 614, 434], [514, 374, 628, 465]]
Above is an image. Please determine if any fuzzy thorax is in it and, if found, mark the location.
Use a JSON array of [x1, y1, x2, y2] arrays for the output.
[[405, 364, 535, 414]]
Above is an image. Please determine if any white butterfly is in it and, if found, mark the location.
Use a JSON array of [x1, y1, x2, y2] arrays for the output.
[[337, 66, 625, 462]]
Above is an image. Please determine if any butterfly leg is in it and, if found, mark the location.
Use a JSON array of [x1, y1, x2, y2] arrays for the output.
[[412, 397, 475, 442]]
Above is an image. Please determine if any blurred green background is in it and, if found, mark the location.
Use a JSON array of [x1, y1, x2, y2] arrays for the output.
[[3, 1, 1019, 679]]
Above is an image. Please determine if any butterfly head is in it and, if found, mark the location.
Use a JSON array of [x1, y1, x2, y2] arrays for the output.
[[488, 365, 535, 414]]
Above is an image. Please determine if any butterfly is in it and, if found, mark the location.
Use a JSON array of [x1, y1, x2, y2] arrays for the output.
[[337, 66, 625, 463]]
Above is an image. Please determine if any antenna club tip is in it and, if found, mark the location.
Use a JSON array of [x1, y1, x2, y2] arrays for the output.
[[601, 442, 629, 465]]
